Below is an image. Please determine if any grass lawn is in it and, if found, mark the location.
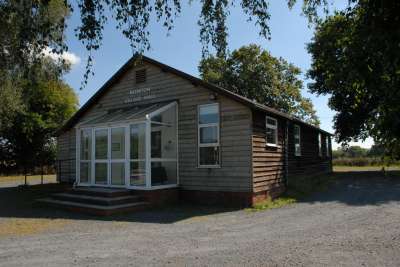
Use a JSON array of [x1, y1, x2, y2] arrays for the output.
[[333, 165, 400, 172], [0, 174, 56, 186]]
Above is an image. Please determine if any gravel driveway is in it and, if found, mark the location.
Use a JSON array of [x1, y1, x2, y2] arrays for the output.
[[0, 171, 399, 266]]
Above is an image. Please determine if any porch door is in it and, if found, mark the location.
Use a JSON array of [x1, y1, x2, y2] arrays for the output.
[[93, 127, 127, 186], [110, 127, 126, 186], [94, 129, 108, 185]]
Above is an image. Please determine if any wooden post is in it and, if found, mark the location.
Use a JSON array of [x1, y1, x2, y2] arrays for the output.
[[24, 166, 27, 186], [41, 164, 44, 184]]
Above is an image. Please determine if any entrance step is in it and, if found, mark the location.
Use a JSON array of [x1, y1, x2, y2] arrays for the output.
[[53, 193, 143, 206], [37, 186, 150, 216], [68, 187, 132, 197], [37, 198, 149, 216]]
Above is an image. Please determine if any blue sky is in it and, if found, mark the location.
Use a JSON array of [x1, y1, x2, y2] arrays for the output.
[[63, 0, 373, 149]]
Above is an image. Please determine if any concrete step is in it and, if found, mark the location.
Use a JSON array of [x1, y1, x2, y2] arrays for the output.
[[69, 187, 132, 198], [52, 193, 143, 206], [37, 198, 150, 216]]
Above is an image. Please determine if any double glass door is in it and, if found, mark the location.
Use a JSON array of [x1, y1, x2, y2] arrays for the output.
[[93, 127, 126, 186]]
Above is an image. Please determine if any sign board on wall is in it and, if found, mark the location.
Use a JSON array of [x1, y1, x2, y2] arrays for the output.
[[124, 88, 155, 104]]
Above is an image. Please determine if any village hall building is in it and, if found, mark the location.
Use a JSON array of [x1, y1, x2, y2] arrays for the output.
[[56, 55, 332, 208]]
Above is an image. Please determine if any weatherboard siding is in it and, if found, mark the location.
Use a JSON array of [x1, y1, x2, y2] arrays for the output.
[[57, 62, 253, 192], [57, 128, 76, 183], [251, 111, 286, 194], [250, 111, 333, 196], [287, 123, 332, 179]]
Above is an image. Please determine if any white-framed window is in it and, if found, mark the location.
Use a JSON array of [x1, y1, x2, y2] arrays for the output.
[[79, 128, 92, 184], [198, 103, 220, 167], [318, 133, 322, 157], [326, 136, 330, 157], [266, 116, 278, 146], [294, 124, 301, 156]]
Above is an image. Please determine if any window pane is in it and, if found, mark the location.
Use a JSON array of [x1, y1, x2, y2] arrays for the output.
[[95, 163, 107, 184], [326, 138, 330, 156], [111, 162, 125, 185], [80, 129, 91, 160], [111, 127, 125, 159], [80, 162, 90, 183], [294, 126, 300, 139], [151, 104, 176, 124], [199, 146, 220, 166], [295, 144, 301, 156], [151, 130, 162, 158], [151, 161, 177, 185], [266, 117, 277, 127], [266, 128, 277, 144], [150, 104, 177, 159], [199, 104, 219, 124], [95, 129, 108, 159], [130, 161, 146, 186], [130, 124, 146, 160], [318, 134, 322, 156], [200, 126, 218, 144]]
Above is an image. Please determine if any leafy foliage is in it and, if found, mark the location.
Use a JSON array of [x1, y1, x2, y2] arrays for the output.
[[0, 59, 78, 173], [1, 0, 330, 87], [0, 0, 70, 76], [199, 44, 320, 125], [307, 0, 400, 158]]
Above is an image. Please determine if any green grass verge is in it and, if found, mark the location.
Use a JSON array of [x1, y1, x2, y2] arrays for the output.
[[248, 196, 297, 212], [0, 174, 56, 185], [333, 165, 400, 172], [247, 173, 336, 212]]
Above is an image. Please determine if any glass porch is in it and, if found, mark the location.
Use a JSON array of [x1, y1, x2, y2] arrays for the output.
[[77, 101, 178, 189]]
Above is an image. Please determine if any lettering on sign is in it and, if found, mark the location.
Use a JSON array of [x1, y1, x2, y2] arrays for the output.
[[124, 88, 155, 103]]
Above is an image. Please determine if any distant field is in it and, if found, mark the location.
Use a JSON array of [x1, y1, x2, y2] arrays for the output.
[[333, 165, 400, 172], [0, 174, 56, 187]]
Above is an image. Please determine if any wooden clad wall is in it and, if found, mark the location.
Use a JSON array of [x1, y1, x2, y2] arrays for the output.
[[251, 111, 333, 198], [57, 62, 253, 192], [57, 129, 76, 182], [251, 111, 286, 194], [287, 123, 332, 179]]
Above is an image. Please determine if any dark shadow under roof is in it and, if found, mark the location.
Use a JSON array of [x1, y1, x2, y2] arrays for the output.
[[57, 54, 332, 136]]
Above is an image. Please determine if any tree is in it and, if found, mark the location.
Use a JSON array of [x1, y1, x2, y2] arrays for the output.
[[0, 59, 78, 173], [0, 0, 69, 77], [199, 44, 320, 125], [307, 0, 400, 158], [1, 0, 330, 87]]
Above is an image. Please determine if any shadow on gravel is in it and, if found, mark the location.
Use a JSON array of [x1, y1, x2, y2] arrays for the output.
[[302, 170, 400, 206], [0, 171, 399, 224], [0, 184, 237, 224]]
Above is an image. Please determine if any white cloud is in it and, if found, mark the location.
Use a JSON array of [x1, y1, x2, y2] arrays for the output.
[[42, 47, 81, 66]]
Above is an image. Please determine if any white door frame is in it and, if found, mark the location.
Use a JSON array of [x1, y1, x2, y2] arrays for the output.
[[75, 101, 179, 190]]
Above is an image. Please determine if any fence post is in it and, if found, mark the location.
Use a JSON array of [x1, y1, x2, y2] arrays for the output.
[[41, 164, 44, 185], [24, 166, 27, 186]]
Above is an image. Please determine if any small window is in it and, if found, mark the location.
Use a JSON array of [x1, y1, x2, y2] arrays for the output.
[[318, 133, 322, 157], [294, 125, 301, 156], [135, 69, 146, 84], [198, 103, 220, 167], [326, 136, 330, 157], [266, 116, 278, 146]]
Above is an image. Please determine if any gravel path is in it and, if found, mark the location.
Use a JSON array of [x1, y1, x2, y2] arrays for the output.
[[0, 172, 399, 266]]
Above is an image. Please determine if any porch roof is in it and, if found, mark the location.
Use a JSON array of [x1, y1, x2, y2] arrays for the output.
[[78, 101, 172, 127]]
